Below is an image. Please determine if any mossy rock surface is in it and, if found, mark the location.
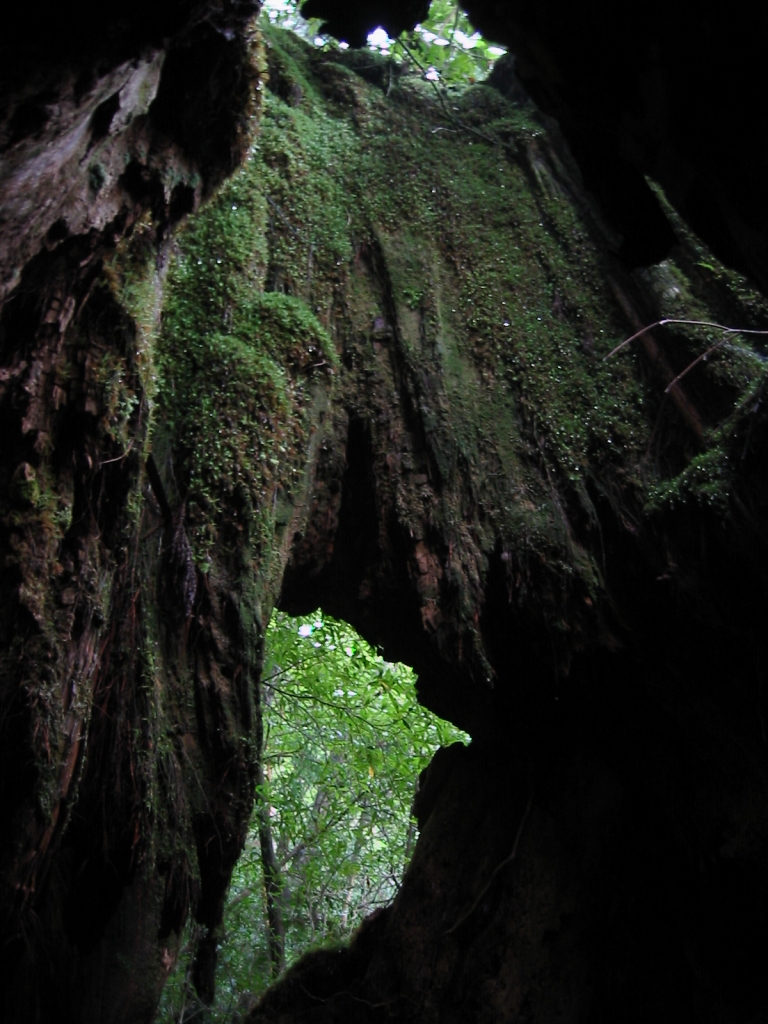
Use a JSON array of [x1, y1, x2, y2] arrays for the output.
[[157, 24, 768, 701], [3, 20, 768, 1024]]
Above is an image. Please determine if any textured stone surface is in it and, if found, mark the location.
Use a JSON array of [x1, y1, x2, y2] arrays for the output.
[[1, 8, 768, 1024], [302, 0, 768, 294]]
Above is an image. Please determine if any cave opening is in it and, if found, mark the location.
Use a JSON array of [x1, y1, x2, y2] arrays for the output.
[[3, 0, 768, 1019], [158, 610, 467, 1023]]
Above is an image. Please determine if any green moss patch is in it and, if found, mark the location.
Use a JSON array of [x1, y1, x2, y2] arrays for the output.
[[158, 142, 337, 567], [156, 22, 768, 643]]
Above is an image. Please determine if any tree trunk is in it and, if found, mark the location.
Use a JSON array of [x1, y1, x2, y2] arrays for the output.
[[2, 10, 768, 1024], [254, 681, 286, 978]]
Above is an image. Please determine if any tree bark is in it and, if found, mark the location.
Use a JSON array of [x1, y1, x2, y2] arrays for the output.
[[254, 681, 286, 979], [1, 15, 768, 1024]]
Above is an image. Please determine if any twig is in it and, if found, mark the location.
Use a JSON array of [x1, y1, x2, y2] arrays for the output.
[[396, 39, 497, 147], [663, 336, 728, 393], [145, 453, 173, 526], [266, 679, 377, 728], [445, 793, 533, 936], [299, 982, 396, 1009], [100, 438, 135, 466], [446, 2, 461, 65], [605, 317, 768, 360]]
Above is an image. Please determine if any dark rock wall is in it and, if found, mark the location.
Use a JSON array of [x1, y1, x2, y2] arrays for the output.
[[468, 1, 768, 296], [465, 0, 768, 292], [302, 0, 768, 295], [0, 5, 767, 1024], [0, 0, 261, 305], [0, 3, 262, 1021]]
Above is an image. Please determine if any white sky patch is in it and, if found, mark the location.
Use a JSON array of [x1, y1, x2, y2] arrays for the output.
[[425, 66, 440, 81], [367, 27, 391, 47], [454, 29, 482, 49], [298, 623, 312, 637], [488, 46, 506, 56]]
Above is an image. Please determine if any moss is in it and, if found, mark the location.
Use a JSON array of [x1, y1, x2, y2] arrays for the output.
[[157, 112, 338, 569], [646, 446, 733, 513], [9, 462, 40, 507], [155, 21, 768, 659], [644, 359, 768, 515], [623, 183, 768, 513], [104, 215, 165, 406], [154, 26, 646, 630]]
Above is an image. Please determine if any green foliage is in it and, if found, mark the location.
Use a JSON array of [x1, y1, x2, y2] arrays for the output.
[[157, 612, 467, 1021], [263, 0, 506, 85], [396, 0, 506, 85], [262, 612, 464, 944]]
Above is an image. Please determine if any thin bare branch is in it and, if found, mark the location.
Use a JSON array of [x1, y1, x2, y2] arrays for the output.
[[664, 336, 729, 393], [445, 793, 533, 936], [605, 317, 768, 360]]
